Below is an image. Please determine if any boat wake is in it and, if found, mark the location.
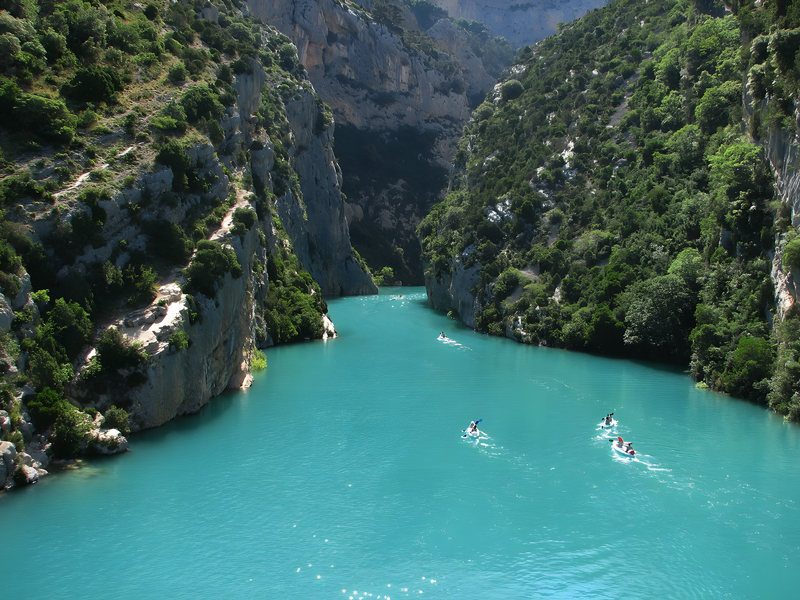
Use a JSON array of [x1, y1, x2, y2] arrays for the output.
[[462, 431, 537, 473], [437, 336, 471, 351], [594, 431, 672, 475]]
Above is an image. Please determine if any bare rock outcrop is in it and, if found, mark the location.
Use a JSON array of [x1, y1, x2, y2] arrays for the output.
[[247, 0, 474, 137], [423, 247, 481, 329], [429, 0, 610, 48], [283, 88, 377, 295], [124, 223, 265, 430]]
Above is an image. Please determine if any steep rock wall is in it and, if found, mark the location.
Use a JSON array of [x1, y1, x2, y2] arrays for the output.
[[237, 58, 374, 295], [430, 0, 609, 48], [744, 91, 800, 320], [246, 0, 501, 284], [126, 224, 266, 430], [246, 0, 475, 136], [423, 250, 481, 329], [285, 89, 378, 295]]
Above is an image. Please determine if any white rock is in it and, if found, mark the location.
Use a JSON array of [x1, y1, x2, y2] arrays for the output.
[[19, 463, 39, 485], [11, 272, 32, 310], [0, 440, 16, 485], [92, 429, 129, 454], [0, 293, 13, 331]]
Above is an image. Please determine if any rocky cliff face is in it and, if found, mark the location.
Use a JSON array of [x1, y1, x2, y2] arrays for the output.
[[124, 224, 265, 431], [430, 0, 610, 48], [115, 59, 373, 430], [246, 0, 477, 133], [743, 91, 800, 321], [5, 47, 370, 438], [423, 248, 481, 328], [246, 0, 500, 283], [236, 59, 376, 296], [284, 89, 377, 295]]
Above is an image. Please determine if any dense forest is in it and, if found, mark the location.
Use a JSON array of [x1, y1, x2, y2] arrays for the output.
[[0, 0, 333, 463], [420, 0, 800, 419]]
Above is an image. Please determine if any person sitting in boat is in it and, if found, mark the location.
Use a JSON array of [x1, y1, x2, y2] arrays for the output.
[[468, 421, 478, 434], [604, 414, 613, 425]]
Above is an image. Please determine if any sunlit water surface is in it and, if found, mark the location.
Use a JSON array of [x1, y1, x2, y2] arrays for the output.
[[3, 288, 800, 599]]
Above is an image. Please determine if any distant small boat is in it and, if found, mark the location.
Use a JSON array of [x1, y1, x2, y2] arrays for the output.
[[598, 418, 618, 429]]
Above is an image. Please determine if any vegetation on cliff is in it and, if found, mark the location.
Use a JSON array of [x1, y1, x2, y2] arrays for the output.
[[420, 0, 800, 418], [0, 0, 344, 476]]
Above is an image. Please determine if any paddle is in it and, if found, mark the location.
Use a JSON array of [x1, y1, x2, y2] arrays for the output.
[[608, 438, 633, 448], [462, 418, 483, 432]]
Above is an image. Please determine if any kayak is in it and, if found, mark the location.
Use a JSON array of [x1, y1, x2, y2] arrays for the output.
[[463, 419, 483, 438], [612, 437, 635, 456], [598, 419, 618, 429]]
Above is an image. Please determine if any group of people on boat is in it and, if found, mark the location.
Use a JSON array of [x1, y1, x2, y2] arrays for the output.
[[615, 437, 635, 455], [600, 412, 635, 455], [439, 332, 448, 339]]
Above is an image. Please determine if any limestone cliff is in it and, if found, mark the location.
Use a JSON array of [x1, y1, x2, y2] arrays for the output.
[[423, 247, 481, 329], [246, 0, 476, 133], [124, 223, 265, 431], [430, 0, 610, 48], [103, 58, 373, 430], [0, 4, 376, 487], [245, 0, 503, 283], [277, 88, 377, 295]]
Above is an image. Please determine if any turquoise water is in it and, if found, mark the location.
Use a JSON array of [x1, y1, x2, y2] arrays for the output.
[[3, 288, 800, 599]]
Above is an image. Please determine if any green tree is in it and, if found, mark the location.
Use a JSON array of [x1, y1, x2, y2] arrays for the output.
[[26, 387, 70, 430], [184, 241, 242, 298], [783, 237, 800, 270], [155, 139, 192, 191], [96, 328, 145, 371], [500, 80, 524, 101], [12, 93, 75, 143], [46, 298, 92, 361], [721, 336, 774, 401], [52, 409, 91, 458], [61, 65, 124, 103], [103, 405, 130, 436], [668, 248, 704, 290], [180, 83, 224, 122], [623, 275, 695, 361]]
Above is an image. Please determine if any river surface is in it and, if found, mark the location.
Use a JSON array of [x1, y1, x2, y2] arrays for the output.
[[4, 288, 800, 599]]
